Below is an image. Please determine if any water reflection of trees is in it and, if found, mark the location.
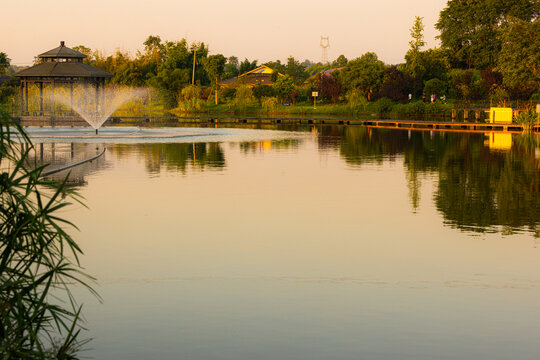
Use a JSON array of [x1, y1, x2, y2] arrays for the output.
[[239, 139, 301, 154], [339, 127, 409, 166], [339, 127, 540, 235], [111, 142, 226, 174]]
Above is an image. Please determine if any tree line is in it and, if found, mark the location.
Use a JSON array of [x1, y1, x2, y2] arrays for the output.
[[0, 0, 538, 110]]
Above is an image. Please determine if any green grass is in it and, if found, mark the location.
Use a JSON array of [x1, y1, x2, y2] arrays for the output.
[[167, 100, 456, 118]]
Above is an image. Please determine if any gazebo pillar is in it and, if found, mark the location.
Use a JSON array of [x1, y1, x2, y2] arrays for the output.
[[39, 82, 44, 115], [70, 82, 74, 115], [19, 80, 24, 116], [101, 79, 106, 112], [24, 81, 29, 115], [51, 81, 55, 118], [83, 83, 88, 112], [95, 81, 99, 114]]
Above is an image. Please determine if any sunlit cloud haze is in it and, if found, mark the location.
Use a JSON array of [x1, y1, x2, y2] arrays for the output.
[[2, 0, 448, 66]]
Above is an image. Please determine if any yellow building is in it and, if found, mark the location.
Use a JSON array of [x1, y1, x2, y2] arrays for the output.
[[487, 107, 514, 124], [219, 65, 279, 87]]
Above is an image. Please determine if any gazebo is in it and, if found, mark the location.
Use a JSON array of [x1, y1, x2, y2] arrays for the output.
[[14, 41, 112, 123]]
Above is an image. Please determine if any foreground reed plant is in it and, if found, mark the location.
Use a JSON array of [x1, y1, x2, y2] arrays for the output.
[[0, 110, 97, 359]]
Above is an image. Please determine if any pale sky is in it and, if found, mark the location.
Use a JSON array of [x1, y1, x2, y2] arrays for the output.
[[2, 0, 448, 66]]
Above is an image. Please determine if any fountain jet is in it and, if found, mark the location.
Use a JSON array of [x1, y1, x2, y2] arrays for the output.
[[56, 86, 148, 133]]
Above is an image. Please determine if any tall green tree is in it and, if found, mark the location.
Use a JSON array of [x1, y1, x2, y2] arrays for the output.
[[273, 74, 295, 103], [339, 52, 386, 98], [149, 39, 192, 108], [404, 16, 426, 78], [144, 35, 164, 74], [409, 16, 425, 53], [238, 58, 258, 75], [0, 52, 10, 75], [285, 56, 307, 84], [265, 60, 285, 74], [223, 56, 239, 79], [497, 17, 540, 94], [203, 54, 227, 104], [72, 45, 92, 66], [436, 0, 539, 69], [332, 55, 348, 67]]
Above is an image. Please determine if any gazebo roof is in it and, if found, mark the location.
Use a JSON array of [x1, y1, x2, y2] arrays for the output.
[[39, 41, 87, 59], [14, 41, 112, 79], [14, 62, 112, 78]]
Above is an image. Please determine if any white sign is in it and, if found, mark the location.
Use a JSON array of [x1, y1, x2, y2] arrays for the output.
[[312, 91, 319, 97]]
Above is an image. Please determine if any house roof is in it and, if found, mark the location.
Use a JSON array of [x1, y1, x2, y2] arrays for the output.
[[219, 73, 274, 87], [219, 65, 282, 87], [239, 65, 275, 77], [321, 67, 343, 76]]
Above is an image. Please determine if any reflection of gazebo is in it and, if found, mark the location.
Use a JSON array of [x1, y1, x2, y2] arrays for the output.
[[14, 41, 112, 124]]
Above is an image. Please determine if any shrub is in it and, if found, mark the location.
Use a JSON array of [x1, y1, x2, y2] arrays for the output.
[[392, 101, 427, 115], [176, 85, 205, 112], [220, 87, 236, 101], [181, 85, 201, 102], [346, 89, 368, 108], [392, 103, 409, 115], [423, 78, 447, 98], [253, 85, 275, 101], [374, 97, 394, 113], [490, 85, 509, 105], [319, 73, 342, 102], [261, 96, 278, 111], [449, 69, 482, 100], [425, 102, 447, 115], [515, 110, 539, 131], [234, 85, 253, 108], [177, 99, 206, 112], [410, 101, 426, 114]]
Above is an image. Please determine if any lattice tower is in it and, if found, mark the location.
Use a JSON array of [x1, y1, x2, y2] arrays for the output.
[[320, 36, 330, 64]]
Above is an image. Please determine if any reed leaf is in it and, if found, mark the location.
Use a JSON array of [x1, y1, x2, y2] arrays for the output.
[[0, 110, 97, 359]]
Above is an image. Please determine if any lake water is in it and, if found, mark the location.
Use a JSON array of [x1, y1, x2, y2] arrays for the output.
[[40, 125, 540, 359]]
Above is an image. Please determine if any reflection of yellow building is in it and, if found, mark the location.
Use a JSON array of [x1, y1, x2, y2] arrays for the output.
[[258, 140, 272, 152], [485, 133, 512, 150]]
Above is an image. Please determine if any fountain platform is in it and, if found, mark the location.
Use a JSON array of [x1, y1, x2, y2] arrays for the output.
[[18, 126, 306, 144], [17, 115, 114, 128]]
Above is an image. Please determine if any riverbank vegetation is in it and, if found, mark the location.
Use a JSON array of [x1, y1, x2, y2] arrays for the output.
[[1, 0, 538, 117], [0, 110, 97, 357]]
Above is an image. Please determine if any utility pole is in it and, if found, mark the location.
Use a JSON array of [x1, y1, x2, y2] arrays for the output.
[[192, 48, 197, 85], [215, 76, 218, 105]]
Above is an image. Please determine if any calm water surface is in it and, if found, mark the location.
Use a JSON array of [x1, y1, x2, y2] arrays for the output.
[[50, 126, 540, 359]]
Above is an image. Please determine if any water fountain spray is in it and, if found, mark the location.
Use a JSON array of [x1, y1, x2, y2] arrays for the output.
[[56, 86, 148, 134]]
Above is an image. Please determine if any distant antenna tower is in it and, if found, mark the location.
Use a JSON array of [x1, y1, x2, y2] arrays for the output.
[[320, 36, 330, 64]]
